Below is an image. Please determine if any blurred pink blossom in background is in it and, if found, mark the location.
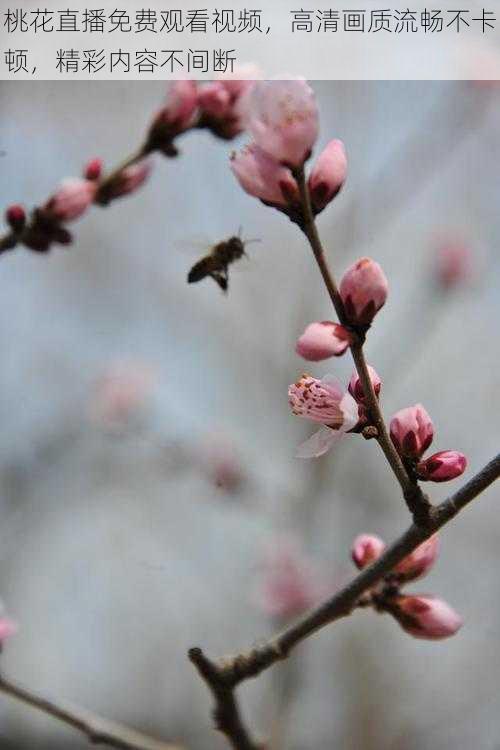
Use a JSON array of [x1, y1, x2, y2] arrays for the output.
[[89, 361, 158, 431], [256, 536, 328, 620]]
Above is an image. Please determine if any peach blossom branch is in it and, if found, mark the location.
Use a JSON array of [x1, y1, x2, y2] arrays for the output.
[[0, 671, 182, 750], [189, 453, 500, 729], [293, 165, 432, 525]]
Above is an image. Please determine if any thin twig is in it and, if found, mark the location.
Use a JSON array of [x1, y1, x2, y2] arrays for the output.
[[293, 165, 431, 525], [0, 673, 182, 750], [188, 649, 264, 750], [190, 452, 500, 693]]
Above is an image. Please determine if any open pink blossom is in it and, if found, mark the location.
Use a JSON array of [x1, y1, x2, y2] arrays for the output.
[[390, 404, 434, 459], [295, 321, 351, 361], [308, 139, 347, 213], [231, 143, 299, 207], [351, 534, 386, 570], [390, 594, 463, 640], [348, 365, 382, 404], [244, 79, 319, 167], [340, 257, 389, 327], [256, 536, 327, 620], [45, 178, 97, 222], [392, 534, 440, 582], [417, 451, 467, 483], [288, 374, 359, 458]]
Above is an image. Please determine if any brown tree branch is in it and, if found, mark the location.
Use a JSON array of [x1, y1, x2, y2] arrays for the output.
[[189, 452, 500, 702], [188, 649, 264, 750], [0, 672, 182, 750]]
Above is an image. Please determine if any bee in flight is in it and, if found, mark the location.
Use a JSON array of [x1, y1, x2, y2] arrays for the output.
[[187, 233, 258, 293]]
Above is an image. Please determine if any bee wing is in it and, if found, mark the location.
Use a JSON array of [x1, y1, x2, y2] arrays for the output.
[[173, 235, 215, 256]]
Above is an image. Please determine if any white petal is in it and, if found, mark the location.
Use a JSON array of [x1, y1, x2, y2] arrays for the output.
[[296, 425, 343, 459], [340, 392, 360, 432]]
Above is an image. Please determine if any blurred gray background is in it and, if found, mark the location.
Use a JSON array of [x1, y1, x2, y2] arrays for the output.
[[0, 81, 499, 749]]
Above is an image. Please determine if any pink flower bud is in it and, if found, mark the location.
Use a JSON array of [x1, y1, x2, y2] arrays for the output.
[[45, 178, 97, 222], [436, 241, 472, 289], [390, 404, 434, 459], [84, 157, 103, 182], [231, 143, 299, 207], [112, 160, 152, 199], [392, 534, 440, 582], [244, 80, 319, 167], [0, 617, 17, 643], [348, 365, 382, 404], [198, 82, 232, 119], [308, 139, 347, 213], [417, 451, 467, 483], [5, 204, 26, 232], [162, 79, 199, 132], [256, 536, 326, 620], [339, 257, 389, 327], [295, 321, 351, 361], [390, 594, 463, 640], [351, 533, 386, 569], [198, 75, 258, 139], [289, 375, 359, 458]]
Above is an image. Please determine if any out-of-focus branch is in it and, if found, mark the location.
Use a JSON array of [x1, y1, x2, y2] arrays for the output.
[[189, 453, 500, 696], [0, 79, 247, 256], [0, 672, 182, 750]]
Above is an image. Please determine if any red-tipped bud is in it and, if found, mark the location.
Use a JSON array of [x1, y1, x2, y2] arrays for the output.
[[348, 365, 382, 404], [5, 204, 26, 233], [390, 594, 463, 640], [84, 158, 103, 182], [295, 321, 351, 361], [417, 451, 467, 483], [392, 534, 440, 582], [231, 144, 299, 208], [339, 257, 389, 327], [390, 404, 434, 459], [351, 533, 386, 569], [308, 139, 347, 213]]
